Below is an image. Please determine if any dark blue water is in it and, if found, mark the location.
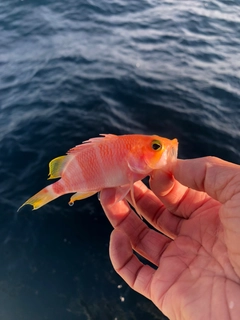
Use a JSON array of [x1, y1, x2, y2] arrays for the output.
[[0, 0, 240, 319]]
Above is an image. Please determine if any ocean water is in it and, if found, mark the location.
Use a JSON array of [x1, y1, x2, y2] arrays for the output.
[[0, 0, 240, 319]]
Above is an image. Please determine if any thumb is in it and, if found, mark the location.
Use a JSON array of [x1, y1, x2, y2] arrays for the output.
[[173, 157, 240, 276], [172, 157, 240, 204]]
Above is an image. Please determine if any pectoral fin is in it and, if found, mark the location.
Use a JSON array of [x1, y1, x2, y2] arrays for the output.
[[127, 154, 149, 174], [128, 173, 143, 220], [68, 191, 98, 206], [114, 185, 130, 203]]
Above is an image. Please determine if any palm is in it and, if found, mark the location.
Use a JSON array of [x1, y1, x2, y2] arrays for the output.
[[100, 157, 240, 320], [152, 201, 237, 319]]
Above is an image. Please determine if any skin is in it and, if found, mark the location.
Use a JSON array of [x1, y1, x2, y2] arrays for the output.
[[100, 157, 240, 320]]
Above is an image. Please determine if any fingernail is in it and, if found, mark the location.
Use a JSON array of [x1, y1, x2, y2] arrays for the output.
[[150, 170, 175, 196], [99, 188, 117, 206]]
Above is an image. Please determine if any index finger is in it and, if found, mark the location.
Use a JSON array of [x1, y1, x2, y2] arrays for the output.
[[100, 188, 172, 265]]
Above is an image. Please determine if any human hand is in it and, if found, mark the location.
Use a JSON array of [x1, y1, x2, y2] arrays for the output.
[[100, 157, 240, 320]]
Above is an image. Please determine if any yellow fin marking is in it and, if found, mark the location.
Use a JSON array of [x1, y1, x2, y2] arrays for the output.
[[68, 191, 97, 206], [48, 155, 68, 180], [17, 187, 59, 211]]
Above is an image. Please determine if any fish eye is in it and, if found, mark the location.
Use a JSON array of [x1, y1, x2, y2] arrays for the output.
[[151, 140, 162, 151]]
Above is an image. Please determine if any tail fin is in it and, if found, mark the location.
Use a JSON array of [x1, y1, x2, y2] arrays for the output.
[[17, 185, 59, 211]]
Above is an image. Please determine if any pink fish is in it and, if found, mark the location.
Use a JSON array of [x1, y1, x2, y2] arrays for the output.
[[18, 134, 178, 212]]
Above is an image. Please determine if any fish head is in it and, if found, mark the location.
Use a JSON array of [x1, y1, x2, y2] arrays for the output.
[[142, 135, 178, 171]]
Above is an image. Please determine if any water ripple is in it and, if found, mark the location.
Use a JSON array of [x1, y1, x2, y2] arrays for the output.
[[0, 0, 240, 319]]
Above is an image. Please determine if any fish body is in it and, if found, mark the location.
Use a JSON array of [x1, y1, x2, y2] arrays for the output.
[[18, 134, 178, 211]]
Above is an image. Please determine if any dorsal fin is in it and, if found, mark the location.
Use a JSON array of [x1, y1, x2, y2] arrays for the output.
[[67, 134, 118, 154], [48, 155, 68, 179]]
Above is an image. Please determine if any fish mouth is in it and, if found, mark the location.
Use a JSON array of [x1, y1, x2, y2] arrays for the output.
[[146, 138, 178, 170], [168, 139, 178, 159], [158, 139, 178, 170]]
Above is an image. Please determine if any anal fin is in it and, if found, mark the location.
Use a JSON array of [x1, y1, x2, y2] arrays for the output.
[[68, 191, 98, 206]]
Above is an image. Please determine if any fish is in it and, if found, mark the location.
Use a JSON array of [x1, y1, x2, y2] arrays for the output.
[[18, 134, 178, 213]]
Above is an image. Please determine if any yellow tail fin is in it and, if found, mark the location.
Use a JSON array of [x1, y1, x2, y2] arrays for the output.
[[17, 186, 59, 211]]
